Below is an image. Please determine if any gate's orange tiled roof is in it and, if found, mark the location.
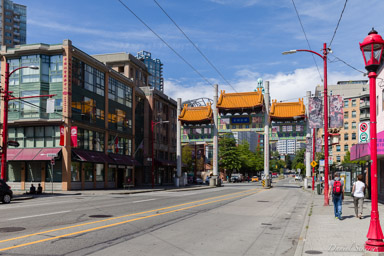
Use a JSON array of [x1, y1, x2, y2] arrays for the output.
[[216, 89, 264, 110], [270, 98, 306, 119], [178, 103, 213, 124]]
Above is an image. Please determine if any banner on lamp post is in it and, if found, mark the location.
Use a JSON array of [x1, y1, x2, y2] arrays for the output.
[[329, 95, 343, 128], [60, 125, 65, 146], [309, 97, 323, 128], [71, 126, 78, 147], [46, 98, 55, 114]]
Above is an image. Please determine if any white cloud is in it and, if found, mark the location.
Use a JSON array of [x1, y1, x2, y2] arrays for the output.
[[164, 67, 364, 103]]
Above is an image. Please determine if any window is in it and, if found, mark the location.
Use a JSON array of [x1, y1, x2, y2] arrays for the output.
[[21, 55, 40, 83], [337, 156, 341, 162], [352, 122, 356, 129], [344, 100, 349, 108], [336, 145, 341, 152], [108, 167, 116, 182], [352, 99, 356, 107], [8, 59, 20, 86], [352, 111, 356, 118], [71, 162, 81, 182], [21, 90, 39, 118], [95, 164, 104, 182], [344, 144, 348, 151], [344, 122, 349, 129], [344, 133, 349, 140], [84, 163, 94, 182], [344, 112, 348, 118], [352, 133, 357, 140], [50, 55, 63, 83]]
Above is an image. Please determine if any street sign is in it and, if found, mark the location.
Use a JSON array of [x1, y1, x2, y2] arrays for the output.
[[51, 159, 55, 165], [359, 122, 370, 143], [311, 161, 317, 168], [7, 140, 19, 147], [46, 153, 57, 157]]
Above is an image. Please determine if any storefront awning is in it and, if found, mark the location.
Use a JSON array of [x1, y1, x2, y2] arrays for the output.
[[7, 149, 23, 161], [109, 153, 132, 165], [13, 148, 43, 161], [72, 149, 115, 164], [155, 159, 176, 166], [33, 148, 61, 161]]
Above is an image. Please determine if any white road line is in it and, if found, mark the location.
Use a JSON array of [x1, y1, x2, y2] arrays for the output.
[[132, 199, 156, 203], [8, 210, 71, 220]]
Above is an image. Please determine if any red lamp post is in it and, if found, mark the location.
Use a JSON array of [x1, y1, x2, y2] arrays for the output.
[[1, 63, 40, 180], [359, 28, 384, 252], [151, 120, 169, 189], [283, 43, 330, 205], [312, 128, 316, 191]]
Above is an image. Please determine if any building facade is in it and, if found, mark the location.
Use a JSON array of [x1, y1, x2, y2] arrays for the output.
[[1, 40, 140, 191], [315, 80, 369, 163], [136, 51, 164, 92], [1, 0, 26, 47]]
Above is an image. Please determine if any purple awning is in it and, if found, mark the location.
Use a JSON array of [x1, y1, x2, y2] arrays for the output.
[[72, 149, 114, 164]]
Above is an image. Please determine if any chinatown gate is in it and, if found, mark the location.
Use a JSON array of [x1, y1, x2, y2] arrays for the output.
[[176, 81, 309, 187]]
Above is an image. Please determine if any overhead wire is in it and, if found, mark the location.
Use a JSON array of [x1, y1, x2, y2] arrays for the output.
[[153, 0, 234, 90], [291, 0, 323, 83], [117, 0, 214, 88], [329, 53, 366, 75], [329, 0, 348, 48]]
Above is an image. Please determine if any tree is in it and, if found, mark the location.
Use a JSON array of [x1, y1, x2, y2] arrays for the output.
[[218, 134, 242, 175], [182, 145, 193, 171], [342, 150, 367, 165], [238, 140, 253, 174], [292, 148, 306, 174]]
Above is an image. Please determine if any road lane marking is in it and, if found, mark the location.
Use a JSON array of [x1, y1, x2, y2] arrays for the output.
[[0, 188, 261, 247], [0, 189, 263, 252], [8, 211, 72, 221], [132, 199, 156, 203]]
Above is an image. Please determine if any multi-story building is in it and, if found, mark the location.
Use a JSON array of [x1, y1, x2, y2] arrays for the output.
[[136, 51, 164, 92], [315, 80, 369, 163], [93, 53, 177, 186], [1, 40, 140, 191], [276, 139, 304, 155], [1, 0, 26, 47], [232, 131, 262, 152]]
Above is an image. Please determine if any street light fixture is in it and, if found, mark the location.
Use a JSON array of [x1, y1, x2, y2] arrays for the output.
[[282, 43, 331, 206], [151, 120, 169, 189], [1, 63, 40, 180], [359, 28, 384, 253]]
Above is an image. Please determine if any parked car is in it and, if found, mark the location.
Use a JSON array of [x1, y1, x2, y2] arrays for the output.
[[295, 175, 302, 181], [0, 179, 13, 204], [230, 173, 243, 183], [251, 176, 259, 182], [195, 177, 204, 185]]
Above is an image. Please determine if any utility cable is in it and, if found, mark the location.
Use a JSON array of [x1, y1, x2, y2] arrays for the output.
[[291, 0, 323, 83], [117, 0, 214, 88], [329, 0, 348, 48], [329, 53, 366, 75], [153, 0, 234, 90]]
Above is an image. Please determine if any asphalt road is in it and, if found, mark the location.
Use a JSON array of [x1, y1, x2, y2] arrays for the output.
[[0, 178, 310, 256]]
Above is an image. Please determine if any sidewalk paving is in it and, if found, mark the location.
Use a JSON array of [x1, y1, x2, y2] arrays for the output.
[[295, 189, 379, 256]]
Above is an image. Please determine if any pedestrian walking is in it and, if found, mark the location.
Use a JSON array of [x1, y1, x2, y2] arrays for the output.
[[329, 172, 344, 220], [352, 174, 365, 219]]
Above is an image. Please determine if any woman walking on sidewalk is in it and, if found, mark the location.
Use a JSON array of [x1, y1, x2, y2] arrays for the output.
[[352, 174, 365, 219]]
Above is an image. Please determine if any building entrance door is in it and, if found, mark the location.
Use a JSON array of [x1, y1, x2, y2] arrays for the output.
[[117, 168, 125, 188]]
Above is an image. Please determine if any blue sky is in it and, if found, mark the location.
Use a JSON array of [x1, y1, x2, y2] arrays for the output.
[[17, 0, 384, 102]]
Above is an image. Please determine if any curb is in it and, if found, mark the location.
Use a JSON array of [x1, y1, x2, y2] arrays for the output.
[[294, 192, 314, 256]]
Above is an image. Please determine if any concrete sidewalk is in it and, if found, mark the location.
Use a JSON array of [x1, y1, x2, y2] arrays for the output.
[[295, 190, 379, 256], [11, 184, 216, 200]]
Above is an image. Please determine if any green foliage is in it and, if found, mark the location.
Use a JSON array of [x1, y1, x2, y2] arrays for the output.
[[182, 145, 193, 171], [219, 134, 242, 175], [292, 148, 306, 174]]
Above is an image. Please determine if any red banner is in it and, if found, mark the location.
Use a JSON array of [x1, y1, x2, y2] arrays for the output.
[[60, 125, 65, 146], [115, 136, 119, 153], [71, 126, 78, 147]]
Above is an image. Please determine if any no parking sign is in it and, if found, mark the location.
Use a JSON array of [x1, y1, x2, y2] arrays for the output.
[[359, 122, 370, 143]]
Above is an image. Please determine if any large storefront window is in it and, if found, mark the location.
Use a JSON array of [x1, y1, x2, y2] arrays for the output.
[[26, 162, 42, 182], [50, 55, 63, 83], [84, 163, 94, 182], [108, 135, 131, 155], [7, 162, 21, 182], [45, 161, 62, 182], [95, 164, 104, 182], [77, 129, 105, 151], [71, 162, 81, 182], [107, 167, 116, 182]]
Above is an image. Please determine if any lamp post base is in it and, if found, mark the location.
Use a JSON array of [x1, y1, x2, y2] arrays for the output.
[[365, 240, 384, 254]]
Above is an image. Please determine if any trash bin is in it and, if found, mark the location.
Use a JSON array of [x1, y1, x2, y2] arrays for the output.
[[317, 184, 321, 195]]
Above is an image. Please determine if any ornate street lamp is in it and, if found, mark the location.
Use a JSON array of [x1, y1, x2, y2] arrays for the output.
[[283, 43, 331, 206], [359, 28, 384, 252]]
